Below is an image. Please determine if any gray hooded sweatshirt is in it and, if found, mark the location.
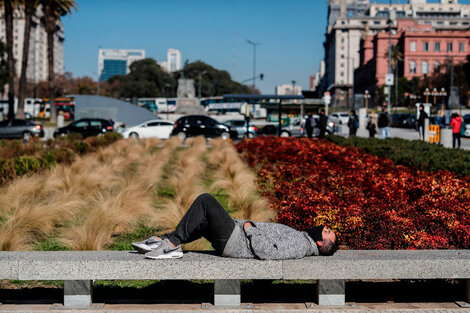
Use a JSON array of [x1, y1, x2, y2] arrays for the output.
[[222, 219, 318, 260]]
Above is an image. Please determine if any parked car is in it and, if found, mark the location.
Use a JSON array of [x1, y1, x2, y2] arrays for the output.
[[53, 118, 114, 138], [122, 120, 174, 139], [330, 112, 350, 125], [0, 119, 44, 140], [390, 113, 416, 129], [171, 115, 236, 140], [280, 116, 336, 137], [224, 120, 258, 139], [463, 114, 470, 137]]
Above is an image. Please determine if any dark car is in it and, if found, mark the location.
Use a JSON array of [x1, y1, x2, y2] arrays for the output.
[[390, 113, 416, 129], [172, 115, 236, 140], [0, 119, 44, 140], [53, 118, 114, 138]]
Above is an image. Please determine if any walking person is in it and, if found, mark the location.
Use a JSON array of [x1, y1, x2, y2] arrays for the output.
[[450, 113, 463, 149], [378, 106, 391, 139], [132, 193, 337, 260], [318, 109, 328, 139], [417, 104, 428, 141], [347, 110, 359, 137], [304, 112, 315, 139], [366, 111, 377, 138]]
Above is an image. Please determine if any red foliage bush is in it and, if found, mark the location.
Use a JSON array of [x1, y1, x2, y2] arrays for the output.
[[236, 137, 470, 250]]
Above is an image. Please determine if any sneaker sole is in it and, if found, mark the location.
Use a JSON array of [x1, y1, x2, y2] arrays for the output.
[[145, 251, 183, 259], [131, 243, 158, 254]]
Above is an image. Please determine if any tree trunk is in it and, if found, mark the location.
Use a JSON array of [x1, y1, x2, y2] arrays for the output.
[[17, 1, 35, 119], [4, 1, 15, 121], [44, 4, 56, 123]]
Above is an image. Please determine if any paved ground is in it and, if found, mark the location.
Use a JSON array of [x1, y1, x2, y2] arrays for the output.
[[336, 125, 470, 150], [1, 302, 470, 312]]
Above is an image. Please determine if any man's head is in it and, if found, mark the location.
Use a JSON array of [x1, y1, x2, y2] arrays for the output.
[[419, 104, 424, 110], [307, 226, 338, 256], [320, 109, 325, 115], [382, 106, 387, 112]]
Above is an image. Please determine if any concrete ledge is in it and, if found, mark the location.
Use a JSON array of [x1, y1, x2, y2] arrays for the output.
[[282, 250, 470, 280], [13, 251, 281, 280], [2, 250, 470, 281]]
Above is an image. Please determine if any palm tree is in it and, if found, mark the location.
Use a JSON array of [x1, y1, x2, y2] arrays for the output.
[[42, 0, 76, 123], [385, 45, 403, 108], [16, 0, 39, 119], [2, 0, 17, 121]]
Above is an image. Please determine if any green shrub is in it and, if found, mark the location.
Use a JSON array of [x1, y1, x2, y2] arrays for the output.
[[327, 135, 470, 177], [13, 156, 42, 176], [74, 141, 89, 155]]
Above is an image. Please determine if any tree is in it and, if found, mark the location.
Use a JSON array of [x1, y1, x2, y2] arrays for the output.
[[42, 0, 76, 123], [2, 0, 16, 121], [16, 0, 39, 119], [0, 40, 9, 96], [174, 60, 252, 97], [108, 58, 176, 98], [385, 45, 404, 107]]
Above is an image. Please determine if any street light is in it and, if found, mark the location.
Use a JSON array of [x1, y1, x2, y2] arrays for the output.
[[364, 90, 371, 111], [439, 87, 447, 116], [246, 39, 259, 92], [423, 88, 431, 104], [431, 88, 439, 106]]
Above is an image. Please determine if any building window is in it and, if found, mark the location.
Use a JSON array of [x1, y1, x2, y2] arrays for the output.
[[460, 43, 465, 52], [434, 61, 440, 73], [422, 61, 429, 74], [434, 42, 440, 52], [410, 61, 417, 73], [411, 42, 416, 52], [423, 42, 429, 52], [447, 42, 453, 52], [340, 72, 344, 77]]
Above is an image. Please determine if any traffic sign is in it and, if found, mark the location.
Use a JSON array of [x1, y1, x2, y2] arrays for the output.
[[385, 74, 394, 86]]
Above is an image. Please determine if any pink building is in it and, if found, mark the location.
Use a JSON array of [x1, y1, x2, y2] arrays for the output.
[[355, 19, 470, 103]]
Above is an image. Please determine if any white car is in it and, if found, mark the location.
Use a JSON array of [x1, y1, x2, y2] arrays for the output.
[[330, 112, 350, 125], [123, 120, 174, 139]]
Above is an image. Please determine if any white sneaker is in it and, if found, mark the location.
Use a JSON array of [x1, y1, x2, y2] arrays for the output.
[[131, 236, 163, 254], [145, 239, 183, 259]]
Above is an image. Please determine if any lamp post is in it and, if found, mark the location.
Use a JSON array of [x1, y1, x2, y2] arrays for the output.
[[387, 0, 393, 113], [431, 88, 439, 106], [364, 90, 371, 111], [439, 87, 447, 116], [423, 88, 431, 104], [247, 39, 259, 92]]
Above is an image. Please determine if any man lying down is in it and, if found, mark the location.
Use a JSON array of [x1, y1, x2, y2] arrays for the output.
[[132, 193, 337, 260]]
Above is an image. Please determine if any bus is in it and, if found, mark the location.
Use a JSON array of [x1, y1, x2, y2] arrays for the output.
[[38, 97, 75, 120]]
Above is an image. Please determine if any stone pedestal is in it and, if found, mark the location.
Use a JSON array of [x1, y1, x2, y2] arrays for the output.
[[317, 279, 345, 306], [214, 279, 241, 307], [64, 280, 93, 307]]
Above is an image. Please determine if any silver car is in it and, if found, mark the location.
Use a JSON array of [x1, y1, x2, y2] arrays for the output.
[[224, 120, 257, 139], [280, 116, 336, 137], [0, 119, 44, 141]]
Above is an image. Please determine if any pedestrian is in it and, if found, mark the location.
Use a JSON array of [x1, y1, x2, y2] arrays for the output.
[[417, 104, 428, 141], [132, 193, 338, 260], [366, 111, 377, 138], [318, 109, 328, 139], [450, 113, 463, 149], [347, 110, 359, 137], [304, 112, 315, 139], [377, 106, 391, 139]]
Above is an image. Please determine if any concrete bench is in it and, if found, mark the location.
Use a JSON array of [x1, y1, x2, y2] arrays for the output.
[[1, 250, 470, 308]]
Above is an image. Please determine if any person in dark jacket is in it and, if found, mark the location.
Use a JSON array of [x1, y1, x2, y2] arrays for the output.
[[377, 106, 391, 139], [132, 193, 337, 260], [347, 110, 359, 136], [318, 109, 328, 138], [417, 104, 428, 141], [304, 112, 315, 139]]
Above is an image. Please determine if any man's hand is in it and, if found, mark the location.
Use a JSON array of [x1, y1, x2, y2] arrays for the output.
[[243, 222, 253, 229]]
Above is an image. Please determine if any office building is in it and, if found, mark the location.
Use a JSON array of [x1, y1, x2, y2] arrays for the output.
[[275, 84, 303, 96], [167, 48, 182, 72], [0, 5, 64, 83], [98, 49, 145, 82], [318, 0, 470, 107]]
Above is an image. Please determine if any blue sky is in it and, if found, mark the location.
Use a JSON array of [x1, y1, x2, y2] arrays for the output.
[[63, 0, 470, 94]]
